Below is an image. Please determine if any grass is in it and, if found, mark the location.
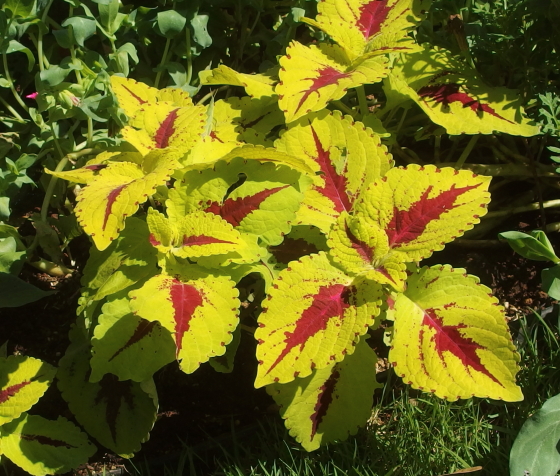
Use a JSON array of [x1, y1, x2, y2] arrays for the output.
[[125, 306, 560, 476]]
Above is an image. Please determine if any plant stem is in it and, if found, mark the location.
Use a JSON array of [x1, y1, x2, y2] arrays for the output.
[[454, 134, 479, 169], [28, 258, 73, 277], [332, 100, 357, 118], [196, 86, 228, 106], [38, 0, 55, 71], [185, 27, 193, 86], [2, 52, 29, 112], [356, 85, 369, 118], [86, 116, 93, 148], [434, 135, 441, 163], [0, 94, 24, 121], [154, 37, 172, 88]]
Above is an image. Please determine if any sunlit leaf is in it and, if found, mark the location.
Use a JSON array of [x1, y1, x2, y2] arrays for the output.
[[388, 265, 523, 401]]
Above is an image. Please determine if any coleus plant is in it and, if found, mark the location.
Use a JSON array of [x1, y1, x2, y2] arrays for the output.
[[44, 0, 536, 457], [0, 353, 95, 475]]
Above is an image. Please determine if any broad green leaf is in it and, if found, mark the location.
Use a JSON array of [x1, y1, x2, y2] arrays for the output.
[[389, 265, 523, 402], [79, 217, 157, 304], [277, 41, 388, 123], [4, 40, 35, 72], [3, 0, 35, 18], [121, 102, 206, 155], [129, 267, 240, 375], [0, 273, 54, 308], [255, 252, 382, 387], [90, 294, 176, 382], [499, 230, 560, 263], [0, 414, 95, 476], [302, 0, 430, 60], [168, 157, 311, 246], [62, 16, 97, 47], [510, 392, 560, 476], [147, 209, 245, 259], [542, 265, 560, 300], [74, 149, 180, 250], [157, 10, 186, 38], [0, 236, 25, 274], [352, 164, 491, 262], [58, 325, 157, 457], [190, 14, 212, 48], [199, 65, 276, 99], [0, 356, 55, 425], [268, 337, 380, 451], [384, 47, 540, 136], [275, 110, 393, 232], [110, 75, 193, 122]]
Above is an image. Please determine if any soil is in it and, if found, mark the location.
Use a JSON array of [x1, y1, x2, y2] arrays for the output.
[[1, 211, 557, 476]]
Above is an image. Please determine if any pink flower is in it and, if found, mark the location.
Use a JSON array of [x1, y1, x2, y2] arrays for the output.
[[26, 92, 38, 99]]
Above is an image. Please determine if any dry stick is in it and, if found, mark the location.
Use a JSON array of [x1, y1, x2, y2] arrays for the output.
[[484, 199, 560, 219]]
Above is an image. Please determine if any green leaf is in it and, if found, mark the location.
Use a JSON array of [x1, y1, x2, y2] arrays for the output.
[[510, 392, 560, 476], [542, 265, 560, 300], [79, 217, 158, 304], [499, 230, 559, 263], [58, 325, 157, 457], [40, 62, 77, 87], [0, 236, 26, 274], [268, 337, 380, 451], [98, 0, 124, 36], [90, 293, 176, 382], [157, 10, 186, 38], [62, 16, 97, 47], [0, 413, 96, 476], [0, 355, 56, 426], [4, 40, 35, 72], [190, 14, 212, 48], [3, 0, 35, 18], [0, 272, 54, 308]]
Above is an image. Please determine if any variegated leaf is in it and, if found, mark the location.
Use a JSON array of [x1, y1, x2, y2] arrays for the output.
[[275, 110, 393, 232], [277, 41, 388, 123], [0, 356, 56, 426], [255, 252, 382, 387], [199, 65, 277, 99], [74, 149, 180, 250], [90, 293, 176, 383], [168, 157, 311, 246], [121, 102, 206, 155], [58, 325, 158, 457], [328, 212, 407, 290], [353, 164, 491, 262], [111, 75, 192, 122], [384, 46, 540, 136], [129, 267, 239, 375], [302, 0, 430, 60], [0, 414, 95, 476], [267, 337, 380, 451], [147, 209, 245, 260], [389, 265, 523, 401]]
